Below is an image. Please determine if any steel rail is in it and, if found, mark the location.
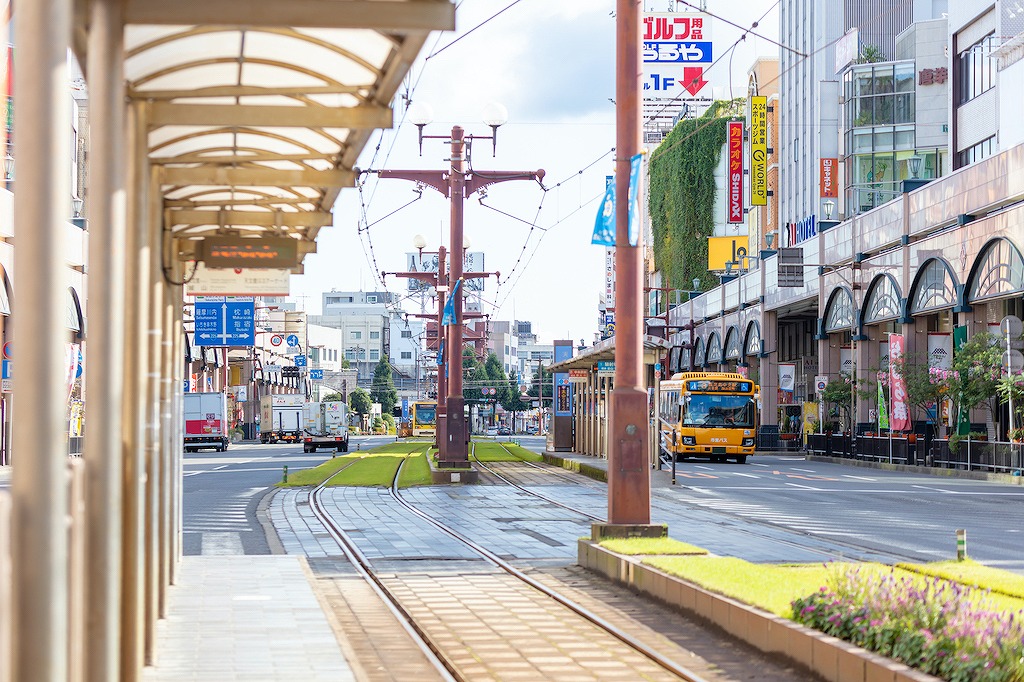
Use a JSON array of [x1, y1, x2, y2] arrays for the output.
[[308, 454, 460, 682], [482, 444, 931, 565], [388, 457, 712, 682]]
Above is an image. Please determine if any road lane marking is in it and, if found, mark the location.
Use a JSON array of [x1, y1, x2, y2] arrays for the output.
[[913, 484, 954, 494], [842, 474, 877, 481], [750, 462, 769, 467], [732, 472, 760, 478], [791, 467, 816, 473], [784, 482, 823, 491]]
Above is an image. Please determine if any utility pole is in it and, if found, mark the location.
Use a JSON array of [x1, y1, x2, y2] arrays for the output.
[[601, 0, 657, 534], [383, 249, 495, 450], [378, 125, 544, 467]]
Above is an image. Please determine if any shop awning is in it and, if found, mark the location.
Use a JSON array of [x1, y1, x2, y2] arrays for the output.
[[547, 335, 670, 373]]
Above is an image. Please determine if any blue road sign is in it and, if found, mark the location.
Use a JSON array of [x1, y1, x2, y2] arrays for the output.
[[309, 368, 323, 380], [401, 398, 409, 422], [286, 334, 300, 347], [194, 297, 255, 346], [293, 355, 307, 367], [1, 360, 10, 380]]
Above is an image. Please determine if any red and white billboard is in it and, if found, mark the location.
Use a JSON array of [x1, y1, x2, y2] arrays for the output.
[[889, 333, 912, 431], [727, 121, 743, 223], [820, 158, 838, 198]]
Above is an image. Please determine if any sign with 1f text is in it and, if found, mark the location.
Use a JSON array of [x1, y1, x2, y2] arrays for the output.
[[194, 296, 255, 347]]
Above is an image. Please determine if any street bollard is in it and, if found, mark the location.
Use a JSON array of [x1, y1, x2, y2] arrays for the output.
[[672, 454, 677, 486], [283, 465, 288, 484], [956, 528, 967, 561]]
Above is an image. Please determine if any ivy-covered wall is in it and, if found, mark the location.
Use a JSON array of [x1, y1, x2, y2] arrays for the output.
[[649, 99, 744, 291]]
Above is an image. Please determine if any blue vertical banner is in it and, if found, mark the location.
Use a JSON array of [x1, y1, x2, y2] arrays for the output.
[[628, 153, 643, 247], [402, 398, 410, 422], [441, 279, 461, 325], [553, 344, 574, 417], [592, 175, 616, 246]]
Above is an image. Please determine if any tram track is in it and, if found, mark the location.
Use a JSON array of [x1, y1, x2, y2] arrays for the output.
[[310, 448, 714, 682], [477, 443, 933, 566]]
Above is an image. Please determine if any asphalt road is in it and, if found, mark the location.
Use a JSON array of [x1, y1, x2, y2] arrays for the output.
[[181, 435, 394, 555]]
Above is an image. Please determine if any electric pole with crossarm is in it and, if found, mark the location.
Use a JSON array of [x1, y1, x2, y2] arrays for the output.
[[376, 121, 544, 468]]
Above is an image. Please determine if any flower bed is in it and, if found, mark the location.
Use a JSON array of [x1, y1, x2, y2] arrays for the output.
[[791, 565, 1024, 681]]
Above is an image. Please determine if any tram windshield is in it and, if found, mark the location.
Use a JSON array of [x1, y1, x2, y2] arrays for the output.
[[683, 395, 756, 428]]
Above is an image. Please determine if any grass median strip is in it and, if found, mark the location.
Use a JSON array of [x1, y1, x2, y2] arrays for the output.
[[277, 442, 432, 488], [896, 558, 1024, 600], [599, 537, 707, 556], [471, 441, 543, 463]]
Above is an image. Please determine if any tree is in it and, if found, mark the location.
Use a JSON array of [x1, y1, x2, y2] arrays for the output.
[[322, 392, 345, 402], [940, 332, 1003, 435], [370, 357, 398, 416], [890, 352, 943, 427], [501, 369, 530, 430], [340, 357, 351, 369], [349, 387, 372, 416], [527, 364, 553, 402], [821, 373, 855, 432]]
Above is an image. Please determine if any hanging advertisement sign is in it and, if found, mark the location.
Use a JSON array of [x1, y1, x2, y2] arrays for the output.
[[778, 363, 796, 393], [840, 347, 853, 375], [727, 121, 744, 223], [889, 333, 911, 431], [927, 332, 953, 369], [750, 96, 768, 206]]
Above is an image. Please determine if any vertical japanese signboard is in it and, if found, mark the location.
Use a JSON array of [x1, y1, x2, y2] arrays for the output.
[[749, 96, 767, 206], [727, 120, 744, 223], [889, 333, 911, 431], [553, 344, 574, 418], [820, 158, 838, 198]]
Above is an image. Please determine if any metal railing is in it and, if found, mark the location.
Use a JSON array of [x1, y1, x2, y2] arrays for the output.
[[805, 434, 1024, 474]]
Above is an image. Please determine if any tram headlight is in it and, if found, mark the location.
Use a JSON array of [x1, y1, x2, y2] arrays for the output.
[[742, 438, 755, 447], [682, 436, 696, 446]]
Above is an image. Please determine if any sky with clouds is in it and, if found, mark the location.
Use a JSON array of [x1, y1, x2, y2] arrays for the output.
[[291, 0, 781, 345]]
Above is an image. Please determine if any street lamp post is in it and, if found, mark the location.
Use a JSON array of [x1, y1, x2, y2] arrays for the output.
[[377, 113, 544, 467]]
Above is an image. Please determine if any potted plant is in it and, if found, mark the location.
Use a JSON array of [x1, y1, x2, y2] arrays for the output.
[[1009, 427, 1024, 443]]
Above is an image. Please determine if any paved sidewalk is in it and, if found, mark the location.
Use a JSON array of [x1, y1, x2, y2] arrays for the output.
[[144, 555, 354, 682]]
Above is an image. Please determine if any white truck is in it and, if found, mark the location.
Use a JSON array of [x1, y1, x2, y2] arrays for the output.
[[260, 394, 304, 444], [183, 392, 229, 452], [301, 401, 350, 453]]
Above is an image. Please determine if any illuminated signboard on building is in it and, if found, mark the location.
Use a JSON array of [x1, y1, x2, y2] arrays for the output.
[[750, 96, 768, 206], [820, 158, 838, 198], [198, 236, 298, 269], [727, 120, 744, 223]]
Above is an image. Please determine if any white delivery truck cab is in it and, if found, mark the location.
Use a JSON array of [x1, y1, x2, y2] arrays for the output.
[[301, 400, 350, 453], [259, 394, 304, 444], [183, 392, 229, 452]]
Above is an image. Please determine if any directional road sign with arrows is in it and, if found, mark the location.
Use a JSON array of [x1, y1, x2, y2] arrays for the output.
[[194, 296, 255, 346]]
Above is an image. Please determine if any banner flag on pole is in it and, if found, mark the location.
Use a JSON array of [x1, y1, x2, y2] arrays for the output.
[[628, 153, 643, 247], [889, 333, 912, 431], [877, 380, 889, 430], [441, 279, 461, 326], [592, 176, 616, 246], [436, 339, 444, 366]]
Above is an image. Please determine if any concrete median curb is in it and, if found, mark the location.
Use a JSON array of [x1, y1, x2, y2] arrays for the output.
[[578, 540, 941, 682]]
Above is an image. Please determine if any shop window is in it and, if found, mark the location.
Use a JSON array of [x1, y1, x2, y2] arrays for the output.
[[910, 259, 958, 314], [957, 34, 997, 105], [825, 288, 854, 332], [863, 275, 901, 323], [968, 238, 1024, 303], [724, 327, 741, 360], [706, 333, 722, 364], [744, 321, 762, 356]]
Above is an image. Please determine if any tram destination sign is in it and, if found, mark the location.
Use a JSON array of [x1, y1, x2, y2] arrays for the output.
[[687, 380, 752, 393], [198, 236, 298, 269]]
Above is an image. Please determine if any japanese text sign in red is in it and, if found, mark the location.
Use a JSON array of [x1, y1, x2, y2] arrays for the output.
[[889, 333, 911, 431], [820, 158, 838, 198], [727, 121, 744, 223]]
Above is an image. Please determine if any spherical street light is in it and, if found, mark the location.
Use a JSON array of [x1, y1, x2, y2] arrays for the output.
[[481, 102, 508, 156], [407, 101, 434, 126]]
